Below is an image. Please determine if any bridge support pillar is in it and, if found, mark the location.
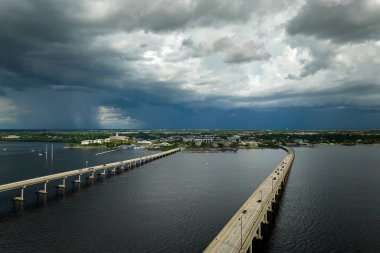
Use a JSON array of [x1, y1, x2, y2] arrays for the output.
[[13, 186, 26, 202], [72, 174, 81, 188], [37, 181, 48, 195], [76, 174, 81, 183], [36, 184, 48, 204], [263, 212, 269, 224], [56, 177, 66, 194], [255, 224, 263, 240], [13, 187, 25, 211], [249, 243, 253, 253], [87, 172, 95, 184], [98, 169, 106, 178], [268, 202, 273, 212]]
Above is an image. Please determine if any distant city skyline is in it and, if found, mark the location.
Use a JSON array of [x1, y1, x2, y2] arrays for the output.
[[1, 0, 380, 129]]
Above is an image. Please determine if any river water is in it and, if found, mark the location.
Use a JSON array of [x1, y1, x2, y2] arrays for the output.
[[265, 144, 380, 253], [0, 142, 282, 252], [0, 142, 379, 252]]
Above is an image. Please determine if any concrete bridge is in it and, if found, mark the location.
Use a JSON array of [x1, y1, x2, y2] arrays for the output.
[[204, 146, 295, 253], [0, 148, 181, 203]]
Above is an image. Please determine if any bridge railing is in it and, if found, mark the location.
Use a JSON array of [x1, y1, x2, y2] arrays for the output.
[[0, 148, 181, 193], [204, 148, 295, 253]]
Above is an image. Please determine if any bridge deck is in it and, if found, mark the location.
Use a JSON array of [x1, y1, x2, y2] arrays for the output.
[[0, 148, 181, 193], [204, 147, 294, 253]]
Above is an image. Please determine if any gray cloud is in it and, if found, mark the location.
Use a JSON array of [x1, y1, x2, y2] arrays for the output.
[[1, 0, 380, 129], [107, 0, 292, 32], [0, 1, 126, 91], [0, 0, 277, 93], [182, 36, 271, 63], [209, 78, 380, 111], [287, 0, 380, 43], [214, 37, 271, 63], [294, 37, 335, 77]]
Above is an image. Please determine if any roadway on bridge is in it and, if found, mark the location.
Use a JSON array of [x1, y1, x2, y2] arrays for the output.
[[0, 148, 181, 193], [204, 149, 294, 253]]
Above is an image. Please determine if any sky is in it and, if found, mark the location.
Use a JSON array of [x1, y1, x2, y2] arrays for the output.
[[1, 0, 380, 129]]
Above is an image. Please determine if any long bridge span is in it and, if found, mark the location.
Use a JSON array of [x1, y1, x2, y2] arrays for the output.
[[204, 146, 295, 253], [1, 145, 293, 252], [0, 148, 181, 202]]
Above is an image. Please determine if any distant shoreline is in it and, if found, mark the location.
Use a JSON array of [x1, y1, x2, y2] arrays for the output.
[[63, 145, 107, 149]]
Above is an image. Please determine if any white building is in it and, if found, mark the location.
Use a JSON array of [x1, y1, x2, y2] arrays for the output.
[[109, 135, 127, 141], [2, 135, 21, 139], [194, 138, 213, 144], [137, 140, 152, 147], [81, 139, 104, 145], [81, 140, 93, 145]]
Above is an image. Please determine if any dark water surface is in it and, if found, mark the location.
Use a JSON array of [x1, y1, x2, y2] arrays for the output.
[[0, 142, 284, 252], [1, 143, 379, 252], [265, 145, 380, 253]]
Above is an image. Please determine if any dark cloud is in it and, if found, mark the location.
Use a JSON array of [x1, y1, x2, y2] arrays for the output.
[[287, 0, 380, 43], [208, 78, 380, 111], [108, 0, 291, 32], [0, 1, 130, 92], [112, 106, 380, 130], [284, 32, 337, 78], [299, 40, 334, 77], [286, 74, 301, 80], [0, 0, 379, 129], [0, 0, 275, 94], [1, 88, 99, 129]]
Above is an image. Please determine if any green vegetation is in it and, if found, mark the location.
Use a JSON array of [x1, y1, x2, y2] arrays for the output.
[[1, 129, 380, 152]]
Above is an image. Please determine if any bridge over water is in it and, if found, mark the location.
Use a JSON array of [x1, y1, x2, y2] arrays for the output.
[[204, 146, 295, 253], [0, 148, 181, 203], [0, 146, 294, 252]]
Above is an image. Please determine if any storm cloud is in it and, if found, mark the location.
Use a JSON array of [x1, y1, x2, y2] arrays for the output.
[[1, 0, 380, 129], [287, 0, 380, 43]]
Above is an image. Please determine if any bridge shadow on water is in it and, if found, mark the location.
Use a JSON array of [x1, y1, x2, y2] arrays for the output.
[[250, 181, 289, 253], [0, 168, 135, 222]]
